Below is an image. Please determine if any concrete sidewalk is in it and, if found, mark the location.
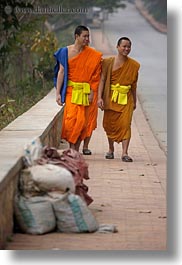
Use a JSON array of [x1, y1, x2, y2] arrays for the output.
[[6, 29, 166, 250], [6, 100, 167, 250]]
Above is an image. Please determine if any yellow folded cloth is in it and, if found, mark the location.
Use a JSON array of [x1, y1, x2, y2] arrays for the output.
[[68, 80, 90, 106], [111, 83, 131, 105]]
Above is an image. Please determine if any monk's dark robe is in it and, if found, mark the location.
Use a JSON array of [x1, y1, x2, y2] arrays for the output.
[[102, 57, 140, 142]]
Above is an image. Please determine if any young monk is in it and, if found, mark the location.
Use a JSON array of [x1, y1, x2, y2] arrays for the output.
[[54, 25, 102, 152], [97, 37, 140, 162]]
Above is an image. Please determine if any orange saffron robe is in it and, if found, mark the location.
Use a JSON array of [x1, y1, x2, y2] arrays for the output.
[[61, 46, 102, 144], [102, 57, 140, 143]]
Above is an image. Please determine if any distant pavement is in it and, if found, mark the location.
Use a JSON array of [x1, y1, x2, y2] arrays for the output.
[[91, 1, 167, 155]]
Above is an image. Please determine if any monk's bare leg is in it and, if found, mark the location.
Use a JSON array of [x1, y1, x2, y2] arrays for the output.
[[69, 137, 82, 151], [105, 137, 114, 159], [108, 137, 114, 153], [122, 139, 130, 156], [122, 138, 133, 162], [82, 135, 92, 155], [75, 137, 82, 152], [83, 135, 91, 150]]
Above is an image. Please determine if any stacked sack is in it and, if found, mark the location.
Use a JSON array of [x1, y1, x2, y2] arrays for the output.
[[14, 138, 99, 235]]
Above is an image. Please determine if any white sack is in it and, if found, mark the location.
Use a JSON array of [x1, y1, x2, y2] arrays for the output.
[[30, 164, 75, 193], [14, 195, 56, 234], [50, 192, 99, 233]]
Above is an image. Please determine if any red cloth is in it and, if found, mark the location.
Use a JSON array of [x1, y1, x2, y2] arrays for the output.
[[37, 147, 93, 205]]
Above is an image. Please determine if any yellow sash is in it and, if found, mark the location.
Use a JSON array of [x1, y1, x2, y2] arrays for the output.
[[68, 80, 90, 106], [111, 84, 131, 105]]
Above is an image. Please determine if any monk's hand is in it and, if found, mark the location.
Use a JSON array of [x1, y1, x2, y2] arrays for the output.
[[56, 94, 63, 106], [88, 89, 94, 103], [97, 98, 104, 110]]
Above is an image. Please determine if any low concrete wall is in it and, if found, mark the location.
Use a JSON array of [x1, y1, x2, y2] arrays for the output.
[[0, 89, 63, 249]]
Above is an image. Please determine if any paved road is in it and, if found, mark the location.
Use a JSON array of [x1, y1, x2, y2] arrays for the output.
[[101, 2, 167, 154]]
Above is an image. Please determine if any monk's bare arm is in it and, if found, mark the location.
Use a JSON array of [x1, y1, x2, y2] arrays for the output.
[[131, 88, 137, 110], [131, 72, 139, 110], [56, 63, 64, 106], [97, 73, 105, 110], [88, 89, 94, 103]]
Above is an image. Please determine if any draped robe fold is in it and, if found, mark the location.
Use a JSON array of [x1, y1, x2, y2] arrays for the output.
[[102, 57, 140, 143]]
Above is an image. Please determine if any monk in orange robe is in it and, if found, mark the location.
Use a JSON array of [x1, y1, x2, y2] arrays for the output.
[[98, 37, 140, 162], [82, 62, 101, 155], [55, 25, 102, 151]]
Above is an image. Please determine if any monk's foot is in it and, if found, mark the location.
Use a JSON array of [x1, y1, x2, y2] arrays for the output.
[[82, 149, 92, 155], [105, 152, 114, 159], [122, 155, 133, 162]]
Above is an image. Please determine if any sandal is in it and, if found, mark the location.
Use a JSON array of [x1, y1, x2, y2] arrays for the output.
[[82, 149, 92, 155], [122, 155, 133, 162], [105, 152, 114, 159]]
